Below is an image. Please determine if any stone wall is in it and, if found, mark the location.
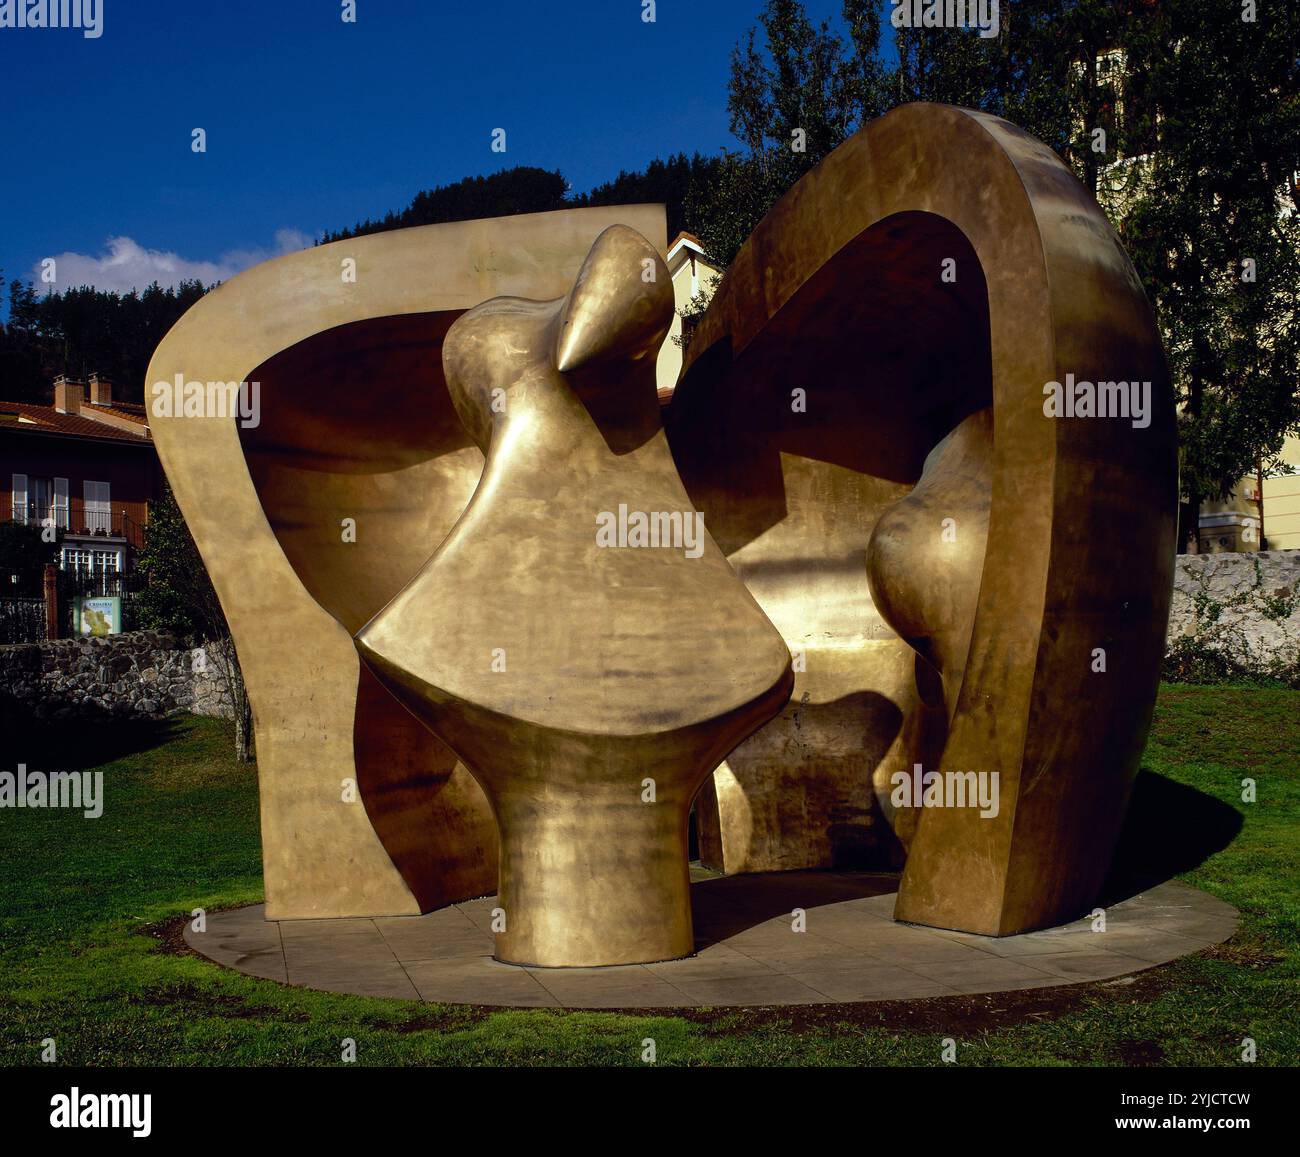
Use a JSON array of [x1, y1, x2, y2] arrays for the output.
[[1, 558, 1296, 725], [0, 630, 235, 722], [1167, 550, 1300, 674]]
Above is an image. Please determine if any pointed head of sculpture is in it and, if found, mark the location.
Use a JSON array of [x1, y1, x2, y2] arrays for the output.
[[442, 225, 675, 455], [553, 224, 675, 372]]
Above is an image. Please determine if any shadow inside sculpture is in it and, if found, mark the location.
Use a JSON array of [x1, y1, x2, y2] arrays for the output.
[[670, 210, 993, 874], [240, 312, 498, 910]]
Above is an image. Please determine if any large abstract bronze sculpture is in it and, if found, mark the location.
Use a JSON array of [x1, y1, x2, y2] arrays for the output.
[[148, 102, 1175, 966]]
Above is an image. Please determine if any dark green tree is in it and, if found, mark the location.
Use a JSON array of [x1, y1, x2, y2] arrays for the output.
[[0, 278, 46, 403], [135, 484, 253, 761], [0, 520, 60, 598], [575, 153, 723, 241], [892, 1, 1154, 193], [321, 167, 572, 243], [0, 279, 209, 406], [1110, 1, 1300, 544], [694, 0, 1300, 551], [688, 0, 888, 265]]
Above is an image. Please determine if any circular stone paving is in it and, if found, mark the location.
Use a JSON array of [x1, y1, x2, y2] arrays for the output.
[[183, 872, 1238, 1008]]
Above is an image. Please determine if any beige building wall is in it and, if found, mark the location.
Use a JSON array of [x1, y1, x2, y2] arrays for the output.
[[1199, 484, 1262, 554], [655, 233, 719, 399], [1205, 435, 1300, 553], [1264, 434, 1300, 550]]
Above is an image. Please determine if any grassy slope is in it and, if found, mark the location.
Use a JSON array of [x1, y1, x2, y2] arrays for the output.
[[0, 686, 1296, 1067]]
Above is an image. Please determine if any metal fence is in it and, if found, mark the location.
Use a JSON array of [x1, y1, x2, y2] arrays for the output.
[[0, 566, 147, 643], [57, 565, 145, 636], [59, 564, 145, 600], [10, 503, 145, 548]]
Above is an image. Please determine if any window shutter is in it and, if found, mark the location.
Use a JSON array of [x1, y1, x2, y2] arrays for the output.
[[11, 474, 26, 522]]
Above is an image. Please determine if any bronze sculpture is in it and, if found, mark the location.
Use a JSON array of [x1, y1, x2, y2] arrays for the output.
[[669, 103, 1176, 936], [356, 225, 791, 966], [147, 102, 1175, 966], [146, 205, 670, 919]]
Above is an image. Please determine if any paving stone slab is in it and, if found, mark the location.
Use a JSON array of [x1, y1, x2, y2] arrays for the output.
[[185, 876, 1237, 1008]]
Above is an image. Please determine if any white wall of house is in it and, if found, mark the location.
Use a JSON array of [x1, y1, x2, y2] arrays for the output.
[[655, 234, 720, 400]]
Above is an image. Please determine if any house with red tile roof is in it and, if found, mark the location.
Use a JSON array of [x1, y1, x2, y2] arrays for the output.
[[2, 375, 161, 586]]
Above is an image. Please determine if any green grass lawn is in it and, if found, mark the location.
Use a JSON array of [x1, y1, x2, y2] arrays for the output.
[[1, 685, 1297, 1067]]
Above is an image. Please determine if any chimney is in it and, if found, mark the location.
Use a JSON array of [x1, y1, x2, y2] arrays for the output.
[[54, 375, 85, 415], [88, 372, 113, 408]]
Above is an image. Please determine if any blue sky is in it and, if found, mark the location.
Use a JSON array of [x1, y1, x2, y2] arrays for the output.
[[0, 0, 885, 299]]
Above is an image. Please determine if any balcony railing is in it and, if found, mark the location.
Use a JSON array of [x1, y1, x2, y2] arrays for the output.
[[60, 563, 145, 600], [9, 503, 145, 548]]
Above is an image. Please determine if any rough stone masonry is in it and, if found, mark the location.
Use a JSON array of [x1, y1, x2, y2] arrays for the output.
[[0, 551, 1296, 726], [0, 630, 234, 722], [1167, 550, 1300, 673]]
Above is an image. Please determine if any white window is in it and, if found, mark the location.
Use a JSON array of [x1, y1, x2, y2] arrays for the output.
[[84, 480, 111, 534], [19, 476, 66, 530], [11, 473, 26, 523], [31, 476, 52, 524]]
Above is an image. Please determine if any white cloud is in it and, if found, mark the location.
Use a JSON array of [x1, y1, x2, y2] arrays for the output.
[[33, 229, 314, 295]]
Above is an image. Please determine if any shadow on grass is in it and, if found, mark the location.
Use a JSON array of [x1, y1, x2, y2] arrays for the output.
[[1100, 767, 1243, 905], [0, 699, 188, 773]]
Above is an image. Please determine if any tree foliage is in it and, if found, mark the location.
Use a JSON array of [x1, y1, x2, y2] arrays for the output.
[[693, 0, 1300, 536], [0, 520, 60, 598], [0, 277, 209, 406], [134, 483, 253, 761], [575, 153, 724, 242], [1110, 1, 1300, 523], [321, 156, 723, 247], [687, 0, 890, 266], [319, 167, 572, 243]]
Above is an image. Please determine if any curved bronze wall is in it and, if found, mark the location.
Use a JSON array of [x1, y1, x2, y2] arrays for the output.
[[239, 312, 494, 911], [670, 208, 991, 872], [147, 205, 669, 918], [669, 103, 1177, 935]]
